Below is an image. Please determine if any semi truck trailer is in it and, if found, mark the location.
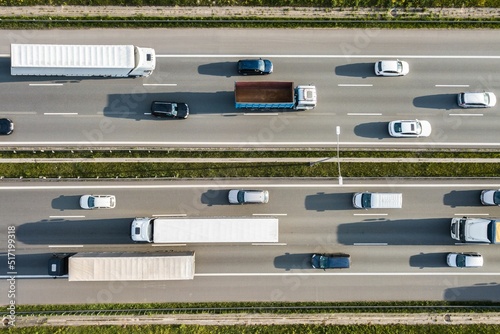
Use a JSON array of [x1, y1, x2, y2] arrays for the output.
[[48, 252, 195, 281], [11, 44, 156, 77], [131, 217, 279, 243], [451, 217, 500, 244], [234, 81, 317, 110]]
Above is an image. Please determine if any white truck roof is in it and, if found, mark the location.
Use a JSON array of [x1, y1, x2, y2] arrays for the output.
[[11, 44, 135, 69], [68, 252, 195, 281], [152, 217, 279, 243]]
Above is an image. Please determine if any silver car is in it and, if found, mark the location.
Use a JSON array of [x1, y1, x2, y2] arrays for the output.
[[374, 60, 409, 76], [457, 92, 496, 108], [447, 252, 483, 268], [480, 189, 500, 206], [228, 190, 269, 204]]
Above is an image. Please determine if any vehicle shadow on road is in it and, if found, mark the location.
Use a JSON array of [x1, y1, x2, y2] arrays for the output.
[[273, 253, 311, 270], [305, 192, 353, 211], [413, 94, 459, 110], [353, 122, 390, 139], [443, 190, 483, 207], [409, 252, 449, 268], [335, 63, 376, 78]]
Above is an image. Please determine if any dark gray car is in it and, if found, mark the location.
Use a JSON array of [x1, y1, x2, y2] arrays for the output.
[[151, 101, 189, 119]]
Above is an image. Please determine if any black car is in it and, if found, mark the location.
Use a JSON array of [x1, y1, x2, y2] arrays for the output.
[[311, 253, 351, 269], [237, 59, 273, 75], [0, 118, 14, 135], [151, 101, 189, 119]]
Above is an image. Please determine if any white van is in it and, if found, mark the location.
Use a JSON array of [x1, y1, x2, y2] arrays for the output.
[[352, 192, 402, 209]]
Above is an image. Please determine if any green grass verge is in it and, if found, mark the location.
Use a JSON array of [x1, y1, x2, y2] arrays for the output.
[[3, 161, 500, 178], [3, 324, 500, 334], [0, 15, 500, 29]]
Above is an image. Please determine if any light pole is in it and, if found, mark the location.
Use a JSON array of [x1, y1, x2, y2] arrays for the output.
[[336, 126, 343, 185]]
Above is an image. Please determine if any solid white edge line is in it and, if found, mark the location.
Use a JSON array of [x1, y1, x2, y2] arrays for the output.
[[44, 113, 78, 116], [353, 213, 388, 216], [243, 113, 279, 116], [49, 216, 85, 218], [338, 84, 373, 87], [252, 243, 287, 246], [48, 245, 84, 248], [3, 183, 500, 190], [29, 83, 64, 86], [143, 84, 177, 86], [354, 243, 388, 246], [194, 272, 500, 277]]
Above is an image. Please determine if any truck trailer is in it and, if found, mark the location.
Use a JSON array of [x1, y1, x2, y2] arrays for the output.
[[451, 217, 500, 244], [11, 44, 156, 77], [48, 252, 195, 281], [131, 217, 279, 243], [234, 81, 317, 110]]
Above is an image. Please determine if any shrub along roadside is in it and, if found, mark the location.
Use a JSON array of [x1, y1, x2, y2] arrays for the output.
[[0, 15, 500, 29], [1, 161, 500, 178]]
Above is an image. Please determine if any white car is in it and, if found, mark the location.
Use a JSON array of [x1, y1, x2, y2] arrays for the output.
[[374, 60, 409, 76], [80, 195, 116, 209], [457, 92, 496, 108], [447, 252, 483, 268], [228, 190, 269, 204], [480, 189, 500, 206], [388, 120, 432, 138]]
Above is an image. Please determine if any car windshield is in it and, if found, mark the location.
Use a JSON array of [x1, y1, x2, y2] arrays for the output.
[[87, 197, 95, 207], [456, 254, 466, 267], [396, 61, 402, 72], [319, 256, 329, 269], [237, 191, 245, 203], [361, 193, 371, 207], [494, 191, 500, 204]]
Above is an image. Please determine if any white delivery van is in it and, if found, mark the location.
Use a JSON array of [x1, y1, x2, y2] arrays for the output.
[[352, 192, 402, 209]]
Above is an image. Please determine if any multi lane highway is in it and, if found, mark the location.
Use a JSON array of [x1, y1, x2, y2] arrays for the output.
[[0, 29, 499, 148], [1, 178, 500, 304]]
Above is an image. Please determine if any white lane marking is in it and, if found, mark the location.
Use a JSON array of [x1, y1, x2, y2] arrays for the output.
[[253, 213, 287, 216], [0, 111, 36, 115], [49, 215, 85, 218], [195, 272, 500, 277], [2, 183, 500, 190], [29, 83, 64, 86], [354, 243, 388, 246], [152, 214, 187, 217], [44, 113, 78, 116], [455, 243, 490, 246], [156, 55, 500, 59], [252, 243, 287, 246], [347, 113, 382, 116], [152, 244, 187, 247], [3, 141, 500, 147], [338, 84, 373, 87], [454, 213, 489, 216], [0, 275, 59, 279], [222, 113, 238, 116], [143, 84, 177, 86], [353, 213, 388, 216], [449, 114, 483, 117], [48, 245, 84, 248], [435, 84, 470, 87], [243, 113, 279, 116]]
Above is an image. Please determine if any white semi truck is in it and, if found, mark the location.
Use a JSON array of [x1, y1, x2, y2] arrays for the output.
[[48, 252, 195, 281], [11, 44, 156, 77], [451, 217, 500, 244], [131, 217, 279, 243]]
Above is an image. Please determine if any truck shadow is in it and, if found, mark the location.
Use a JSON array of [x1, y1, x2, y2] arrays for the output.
[[305, 192, 354, 211], [443, 190, 483, 207], [444, 283, 500, 301], [337, 218, 454, 245], [0, 252, 60, 275], [16, 218, 133, 244]]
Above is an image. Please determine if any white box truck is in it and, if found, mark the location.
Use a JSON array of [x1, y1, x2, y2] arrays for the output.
[[11, 44, 156, 77], [48, 252, 195, 281], [352, 192, 402, 209], [131, 217, 279, 243]]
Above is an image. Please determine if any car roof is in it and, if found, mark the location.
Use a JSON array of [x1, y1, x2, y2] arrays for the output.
[[244, 190, 267, 201], [399, 121, 418, 133], [463, 92, 487, 104], [380, 60, 400, 72]]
